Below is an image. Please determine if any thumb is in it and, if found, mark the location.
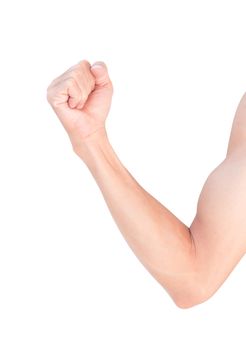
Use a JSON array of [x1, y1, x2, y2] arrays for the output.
[[90, 61, 112, 87]]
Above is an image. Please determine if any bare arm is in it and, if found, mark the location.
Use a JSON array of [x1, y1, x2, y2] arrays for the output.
[[74, 127, 198, 308], [47, 60, 246, 309]]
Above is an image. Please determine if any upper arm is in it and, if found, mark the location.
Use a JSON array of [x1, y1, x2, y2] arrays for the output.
[[189, 154, 246, 302]]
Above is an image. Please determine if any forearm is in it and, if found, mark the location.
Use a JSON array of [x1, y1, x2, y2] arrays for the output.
[[74, 127, 199, 307]]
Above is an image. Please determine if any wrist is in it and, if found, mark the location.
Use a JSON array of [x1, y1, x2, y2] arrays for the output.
[[72, 125, 109, 161], [72, 123, 128, 182]]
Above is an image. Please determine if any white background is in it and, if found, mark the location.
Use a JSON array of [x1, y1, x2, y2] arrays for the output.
[[0, 0, 245, 349]]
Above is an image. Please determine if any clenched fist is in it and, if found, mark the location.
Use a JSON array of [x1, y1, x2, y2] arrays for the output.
[[47, 59, 113, 150]]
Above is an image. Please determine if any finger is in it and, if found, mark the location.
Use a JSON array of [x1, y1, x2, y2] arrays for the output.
[[75, 61, 96, 107], [71, 72, 90, 109], [48, 60, 96, 109], [56, 60, 95, 110], [66, 78, 82, 109], [47, 77, 82, 109], [90, 61, 112, 88]]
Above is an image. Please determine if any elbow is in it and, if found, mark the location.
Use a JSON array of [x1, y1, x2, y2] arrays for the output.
[[174, 297, 206, 310], [172, 283, 211, 309]]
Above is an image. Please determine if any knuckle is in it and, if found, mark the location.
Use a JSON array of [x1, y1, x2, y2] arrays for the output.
[[69, 69, 79, 79], [80, 91, 87, 102], [78, 59, 91, 69], [69, 69, 83, 83], [67, 77, 77, 87]]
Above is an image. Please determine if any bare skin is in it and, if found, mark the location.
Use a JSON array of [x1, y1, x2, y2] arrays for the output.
[[47, 60, 246, 308]]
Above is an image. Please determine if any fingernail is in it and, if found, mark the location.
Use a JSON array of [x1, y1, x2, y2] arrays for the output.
[[91, 61, 106, 69], [91, 64, 103, 70]]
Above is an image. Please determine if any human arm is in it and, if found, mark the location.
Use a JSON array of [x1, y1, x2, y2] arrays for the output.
[[74, 123, 246, 309], [47, 60, 246, 308], [73, 126, 199, 308]]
